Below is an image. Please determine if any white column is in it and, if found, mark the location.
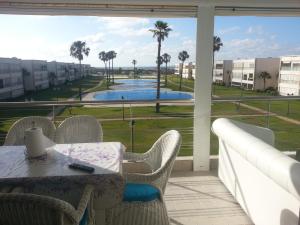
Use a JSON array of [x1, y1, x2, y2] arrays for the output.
[[193, 5, 214, 171]]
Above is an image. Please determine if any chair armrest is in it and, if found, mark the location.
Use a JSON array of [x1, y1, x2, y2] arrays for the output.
[[74, 184, 94, 221], [124, 152, 149, 162]]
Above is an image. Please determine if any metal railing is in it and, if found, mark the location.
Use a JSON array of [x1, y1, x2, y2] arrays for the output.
[[0, 95, 299, 154]]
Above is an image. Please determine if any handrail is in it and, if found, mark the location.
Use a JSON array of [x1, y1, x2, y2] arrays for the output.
[[0, 95, 299, 107]]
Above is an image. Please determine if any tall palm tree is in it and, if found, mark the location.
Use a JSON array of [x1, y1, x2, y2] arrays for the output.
[[178, 51, 189, 90], [162, 53, 171, 86], [99, 51, 109, 88], [132, 59, 137, 78], [111, 51, 117, 83], [259, 71, 271, 90], [70, 41, 90, 78], [212, 36, 223, 77], [150, 20, 172, 113], [106, 51, 113, 83]]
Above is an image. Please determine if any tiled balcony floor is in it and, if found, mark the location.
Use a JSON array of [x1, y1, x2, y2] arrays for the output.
[[165, 171, 254, 225]]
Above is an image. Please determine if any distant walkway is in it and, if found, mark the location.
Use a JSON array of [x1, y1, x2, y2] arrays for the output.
[[47, 80, 104, 120], [213, 94, 300, 126], [239, 102, 300, 126]]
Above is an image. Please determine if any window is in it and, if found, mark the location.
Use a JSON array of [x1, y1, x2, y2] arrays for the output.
[[4, 78, 11, 87], [281, 62, 292, 70], [243, 74, 247, 80], [215, 64, 223, 69], [0, 79, 3, 88], [293, 63, 300, 71], [248, 73, 254, 80]]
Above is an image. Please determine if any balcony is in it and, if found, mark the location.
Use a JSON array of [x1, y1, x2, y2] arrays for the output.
[[1, 93, 300, 224], [2, 0, 300, 224]]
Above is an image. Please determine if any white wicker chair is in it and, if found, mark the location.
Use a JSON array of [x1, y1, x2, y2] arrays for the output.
[[0, 184, 94, 225], [106, 130, 182, 225], [55, 115, 103, 144], [4, 116, 56, 146]]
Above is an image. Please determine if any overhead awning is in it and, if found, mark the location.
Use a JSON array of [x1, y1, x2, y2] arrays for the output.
[[0, 0, 300, 17]]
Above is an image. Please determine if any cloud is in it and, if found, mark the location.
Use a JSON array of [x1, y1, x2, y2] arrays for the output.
[[79, 32, 105, 44], [96, 17, 150, 29], [217, 26, 240, 35], [246, 25, 264, 35]]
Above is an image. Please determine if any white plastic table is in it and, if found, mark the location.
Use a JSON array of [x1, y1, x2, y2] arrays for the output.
[[0, 142, 125, 211]]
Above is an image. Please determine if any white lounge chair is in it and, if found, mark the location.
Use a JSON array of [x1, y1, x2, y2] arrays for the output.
[[4, 116, 56, 146], [106, 130, 181, 225], [55, 115, 103, 144]]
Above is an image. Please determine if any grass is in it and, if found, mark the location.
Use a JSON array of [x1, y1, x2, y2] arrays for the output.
[[15, 76, 103, 101]]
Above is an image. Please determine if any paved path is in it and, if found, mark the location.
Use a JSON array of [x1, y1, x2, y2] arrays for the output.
[[239, 102, 300, 126], [47, 80, 104, 120]]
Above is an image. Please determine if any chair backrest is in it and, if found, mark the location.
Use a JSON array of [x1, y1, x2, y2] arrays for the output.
[[55, 115, 103, 144], [148, 130, 181, 193], [0, 192, 77, 225], [4, 116, 56, 146]]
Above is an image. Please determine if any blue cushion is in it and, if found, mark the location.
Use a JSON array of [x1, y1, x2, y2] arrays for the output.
[[123, 183, 160, 202], [79, 208, 88, 225]]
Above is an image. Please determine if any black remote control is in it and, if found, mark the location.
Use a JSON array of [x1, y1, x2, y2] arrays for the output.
[[68, 163, 95, 173]]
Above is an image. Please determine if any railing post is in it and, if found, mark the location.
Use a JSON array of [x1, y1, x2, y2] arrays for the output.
[[130, 120, 135, 152], [266, 101, 271, 128], [52, 105, 55, 122], [122, 96, 125, 121]]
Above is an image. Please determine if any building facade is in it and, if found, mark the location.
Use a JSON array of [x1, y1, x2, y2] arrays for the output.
[[213, 60, 233, 86], [231, 58, 280, 90], [175, 62, 195, 79], [65, 63, 76, 81], [48, 61, 67, 86], [278, 56, 300, 96], [0, 58, 24, 100], [22, 60, 49, 91]]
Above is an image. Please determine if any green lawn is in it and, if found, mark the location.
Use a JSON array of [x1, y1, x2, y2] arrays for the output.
[[15, 76, 104, 101], [56, 103, 300, 155]]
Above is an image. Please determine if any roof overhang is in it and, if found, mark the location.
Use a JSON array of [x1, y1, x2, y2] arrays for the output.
[[0, 0, 300, 17]]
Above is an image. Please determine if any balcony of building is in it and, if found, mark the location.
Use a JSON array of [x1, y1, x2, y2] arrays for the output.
[[1, 0, 300, 224]]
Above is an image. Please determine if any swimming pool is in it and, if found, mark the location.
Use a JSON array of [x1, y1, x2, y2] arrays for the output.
[[93, 79, 193, 101]]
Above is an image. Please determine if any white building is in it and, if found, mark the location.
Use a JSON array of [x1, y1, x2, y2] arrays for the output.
[[175, 62, 195, 79], [278, 56, 300, 96], [0, 57, 24, 100], [231, 58, 280, 90], [65, 63, 76, 81], [213, 60, 233, 86], [48, 61, 67, 86], [22, 60, 49, 91], [82, 64, 91, 77]]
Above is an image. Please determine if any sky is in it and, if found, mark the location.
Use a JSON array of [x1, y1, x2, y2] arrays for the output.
[[1, 15, 300, 67]]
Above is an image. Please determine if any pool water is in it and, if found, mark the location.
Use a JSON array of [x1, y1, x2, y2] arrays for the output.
[[93, 79, 193, 101]]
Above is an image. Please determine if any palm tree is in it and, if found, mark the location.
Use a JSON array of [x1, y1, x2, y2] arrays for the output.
[[178, 51, 189, 90], [70, 41, 90, 78], [132, 59, 137, 78], [162, 53, 171, 86], [259, 71, 271, 90], [99, 51, 109, 88], [106, 51, 113, 83], [212, 36, 223, 77], [150, 20, 172, 113], [111, 51, 117, 83]]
